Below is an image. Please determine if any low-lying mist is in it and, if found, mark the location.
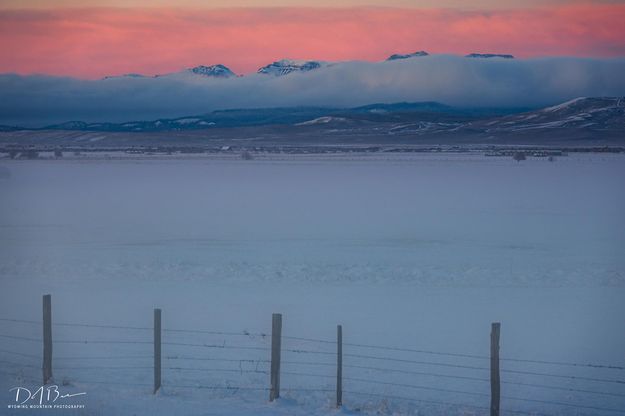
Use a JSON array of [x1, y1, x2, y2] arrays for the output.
[[2, 55, 625, 127]]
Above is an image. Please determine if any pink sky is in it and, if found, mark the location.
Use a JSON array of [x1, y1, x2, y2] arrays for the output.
[[1, 3, 624, 78]]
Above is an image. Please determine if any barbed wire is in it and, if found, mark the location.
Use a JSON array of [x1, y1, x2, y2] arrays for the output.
[[0, 334, 41, 342], [502, 379, 625, 398], [344, 352, 490, 371], [55, 339, 153, 345], [0, 318, 40, 325], [0, 333, 150, 345], [0, 317, 151, 331], [2, 317, 623, 371], [501, 356, 625, 371], [162, 342, 269, 351], [165, 356, 269, 363], [2, 352, 624, 414], [66, 380, 152, 387], [343, 352, 625, 385], [345, 341, 489, 360], [502, 368, 625, 385], [55, 365, 153, 370], [164, 367, 268, 375], [0, 318, 268, 338], [282, 335, 335, 344], [281, 387, 335, 393], [282, 370, 334, 379], [54, 323, 150, 330], [281, 360, 335, 367], [3, 314, 625, 411], [281, 359, 625, 397], [342, 363, 625, 398], [0, 348, 40, 359], [0, 359, 39, 369], [283, 348, 336, 356], [3, 351, 623, 401], [283, 333, 625, 371], [9, 350, 614, 401], [346, 363, 491, 381], [55, 355, 152, 360], [163, 328, 267, 338], [344, 340, 625, 371], [343, 376, 625, 413], [0, 367, 269, 392], [157, 384, 269, 392]]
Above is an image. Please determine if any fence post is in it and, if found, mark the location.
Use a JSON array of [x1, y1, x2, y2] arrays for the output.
[[269, 313, 282, 401], [154, 308, 162, 394], [490, 322, 501, 416], [42, 294, 52, 385], [336, 324, 343, 408]]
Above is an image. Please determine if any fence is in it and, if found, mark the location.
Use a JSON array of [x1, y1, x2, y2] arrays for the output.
[[1, 294, 625, 415]]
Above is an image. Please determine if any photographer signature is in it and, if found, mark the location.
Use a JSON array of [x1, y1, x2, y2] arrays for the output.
[[9, 385, 86, 405]]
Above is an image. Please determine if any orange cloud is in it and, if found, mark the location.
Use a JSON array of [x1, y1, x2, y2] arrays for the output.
[[0, 4, 624, 78]]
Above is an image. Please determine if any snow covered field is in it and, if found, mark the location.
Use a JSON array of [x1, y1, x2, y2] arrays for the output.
[[0, 153, 624, 415]]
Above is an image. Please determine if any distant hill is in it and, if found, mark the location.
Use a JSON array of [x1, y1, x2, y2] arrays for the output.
[[1, 98, 622, 147], [34, 101, 525, 132]]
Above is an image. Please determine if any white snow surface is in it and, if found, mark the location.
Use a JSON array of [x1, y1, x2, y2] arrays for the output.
[[0, 153, 624, 415], [295, 116, 348, 126], [542, 97, 587, 112]]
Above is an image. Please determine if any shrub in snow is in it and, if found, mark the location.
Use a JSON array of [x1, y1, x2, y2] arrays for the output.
[[513, 152, 526, 162], [24, 150, 39, 159]]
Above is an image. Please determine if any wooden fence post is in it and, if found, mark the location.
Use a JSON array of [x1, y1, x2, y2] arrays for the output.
[[490, 322, 501, 416], [336, 324, 343, 408], [269, 313, 282, 401], [42, 294, 52, 385], [154, 308, 162, 394]]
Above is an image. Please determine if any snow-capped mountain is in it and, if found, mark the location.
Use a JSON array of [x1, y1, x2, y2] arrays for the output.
[[187, 64, 236, 78], [257, 59, 325, 76], [103, 65, 236, 80], [386, 51, 429, 61], [102, 52, 525, 81], [474, 97, 625, 131], [466, 53, 515, 59]]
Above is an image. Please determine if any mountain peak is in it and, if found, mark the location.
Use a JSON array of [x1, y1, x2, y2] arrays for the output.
[[466, 53, 515, 59], [188, 64, 236, 78], [257, 59, 324, 76], [386, 51, 429, 61]]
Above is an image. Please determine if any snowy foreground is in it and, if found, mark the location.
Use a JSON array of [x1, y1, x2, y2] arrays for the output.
[[0, 153, 624, 415]]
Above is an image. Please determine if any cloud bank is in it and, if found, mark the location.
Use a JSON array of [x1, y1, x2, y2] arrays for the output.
[[2, 55, 625, 127], [1, 5, 625, 78]]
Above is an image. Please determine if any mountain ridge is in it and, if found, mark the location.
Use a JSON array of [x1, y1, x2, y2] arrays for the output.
[[2, 98, 622, 141], [1, 97, 623, 147], [98, 51, 520, 79], [27, 101, 520, 132]]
